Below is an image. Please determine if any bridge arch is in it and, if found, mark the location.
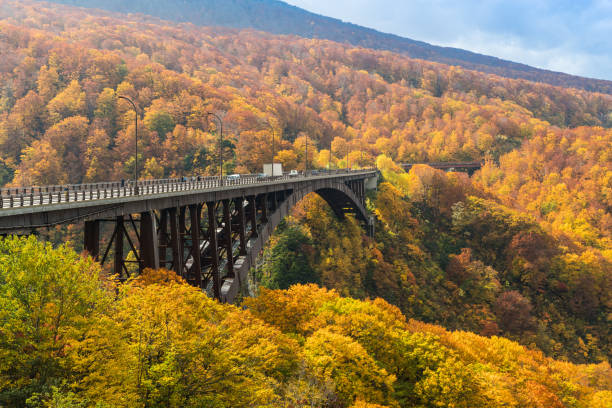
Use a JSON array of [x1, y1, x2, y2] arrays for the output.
[[223, 180, 371, 302]]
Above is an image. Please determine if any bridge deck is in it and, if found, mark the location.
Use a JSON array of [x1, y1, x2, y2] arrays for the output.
[[0, 169, 377, 232]]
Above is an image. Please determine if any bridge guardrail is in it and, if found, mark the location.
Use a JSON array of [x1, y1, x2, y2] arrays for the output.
[[0, 168, 376, 210]]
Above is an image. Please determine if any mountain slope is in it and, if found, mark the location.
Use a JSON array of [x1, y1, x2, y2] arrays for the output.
[[0, 0, 610, 363], [48, 0, 612, 94]]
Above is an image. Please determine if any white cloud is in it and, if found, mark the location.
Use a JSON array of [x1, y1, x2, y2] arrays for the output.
[[283, 0, 612, 80], [447, 30, 612, 79]]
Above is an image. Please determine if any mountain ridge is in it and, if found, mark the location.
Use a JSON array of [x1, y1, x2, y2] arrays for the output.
[[46, 0, 612, 94]]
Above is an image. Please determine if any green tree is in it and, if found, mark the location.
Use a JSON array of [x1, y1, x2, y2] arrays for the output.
[[0, 158, 14, 186], [144, 110, 175, 139], [0, 236, 110, 406], [260, 221, 318, 289]]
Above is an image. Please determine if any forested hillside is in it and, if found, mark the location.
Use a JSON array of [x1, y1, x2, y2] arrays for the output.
[[259, 153, 611, 363], [1, 238, 611, 407], [0, 0, 610, 403], [48, 0, 612, 94], [1, 0, 610, 189], [1, 0, 611, 357]]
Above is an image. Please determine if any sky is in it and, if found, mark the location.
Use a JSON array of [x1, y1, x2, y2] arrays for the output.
[[283, 0, 612, 81]]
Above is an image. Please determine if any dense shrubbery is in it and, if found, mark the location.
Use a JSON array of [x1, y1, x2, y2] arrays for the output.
[[1, 237, 610, 407], [260, 156, 611, 363]]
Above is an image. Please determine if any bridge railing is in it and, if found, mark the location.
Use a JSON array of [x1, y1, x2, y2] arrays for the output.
[[0, 168, 375, 209]]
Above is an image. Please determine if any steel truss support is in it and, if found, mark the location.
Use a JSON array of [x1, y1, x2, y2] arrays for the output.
[[248, 196, 258, 238], [189, 204, 202, 288], [158, 210, 169, 267], [235, 197, 247, 255], [261, 193, 268, 223], [270, 192, 277, 212], [139, 211, 160, 272], [169, 207, 183, 275], [361, 181, 365, 203], [222, 199, 234, 278], [84, 220, 100, 260], [207, 202, 220, 299], [179, 206, 187, 273], [114, 216, 125, 278], [79, 174, 372, 302], [361, 180, 365, 203]]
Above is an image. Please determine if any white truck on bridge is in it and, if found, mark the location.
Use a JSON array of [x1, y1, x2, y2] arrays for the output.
[[263, 163, 283, 177]]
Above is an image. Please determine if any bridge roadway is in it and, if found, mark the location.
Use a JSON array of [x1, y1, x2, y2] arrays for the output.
[[0, 169, 378, 302]]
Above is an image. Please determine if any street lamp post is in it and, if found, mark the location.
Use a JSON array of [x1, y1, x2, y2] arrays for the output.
[[347, 143, 350, 170], [207, 112, 224, 179], [361, 146, 364, 169], [305, 135, 308, 175], [118, 95, 139, 194], [271, 127, 275, 177]]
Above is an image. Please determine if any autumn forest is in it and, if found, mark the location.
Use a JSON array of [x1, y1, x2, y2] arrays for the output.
[[0, 0, 611, 407]]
